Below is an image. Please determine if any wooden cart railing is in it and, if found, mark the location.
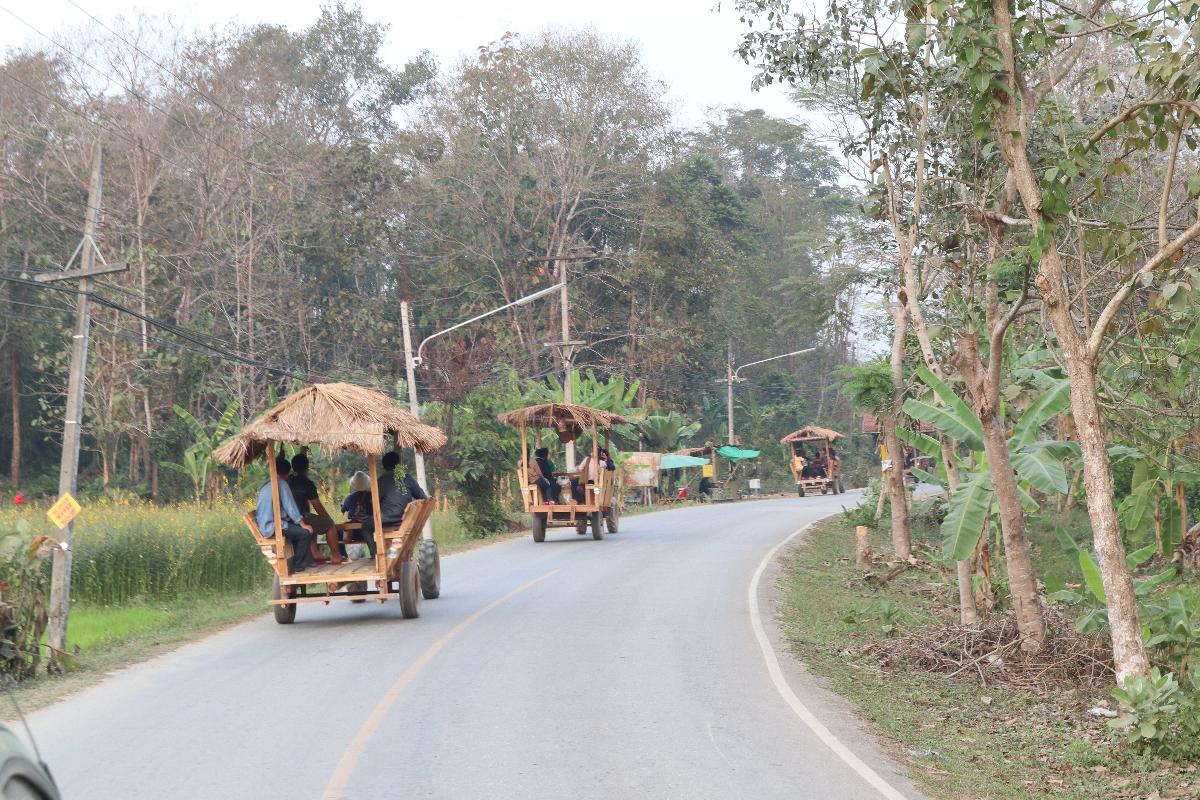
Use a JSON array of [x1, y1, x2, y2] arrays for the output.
[[243, 497, 437, 585]]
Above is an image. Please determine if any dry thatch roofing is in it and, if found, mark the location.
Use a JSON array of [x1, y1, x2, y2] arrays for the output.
[[497, 403, 630, 431], [781, 426, 844, 444], [213, 383, 447, 468]]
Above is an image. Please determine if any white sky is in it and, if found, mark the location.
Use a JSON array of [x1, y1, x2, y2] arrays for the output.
[[0, 0, 804, 128]]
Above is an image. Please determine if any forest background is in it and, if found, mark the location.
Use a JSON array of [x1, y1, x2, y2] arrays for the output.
[[0, 3, 875, 521]]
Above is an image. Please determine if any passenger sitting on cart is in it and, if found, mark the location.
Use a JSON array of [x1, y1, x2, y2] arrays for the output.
[[534, 447, 557, 503], [288, 453, 344, 565], [339, 470, 373, 558], [256, 455, 316, 573], [360, 452, 415, 555], [800, 450, 816, 478], [572, 447, 615, 503]]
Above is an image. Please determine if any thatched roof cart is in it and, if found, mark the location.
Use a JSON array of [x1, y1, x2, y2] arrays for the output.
[[498, 403, 628, 542], [780, 426, 846, 497], [214, 383, 447, 623]]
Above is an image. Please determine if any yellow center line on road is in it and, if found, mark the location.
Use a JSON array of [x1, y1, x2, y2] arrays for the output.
[[320, 568, 560, 800]]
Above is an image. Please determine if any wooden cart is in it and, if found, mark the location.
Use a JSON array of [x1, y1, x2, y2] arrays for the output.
[[780, 426, 845, 497], [213, 383, 447, 624], [498, 403, 628, 542]]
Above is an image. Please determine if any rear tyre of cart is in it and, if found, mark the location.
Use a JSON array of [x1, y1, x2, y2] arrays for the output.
[[418, 539, 441, 599], [605, 504, 619, 534], [797, 484, 805, 497], [590, 511, 604, 540], [838, 478, 845, 493], [575, 517, 588, 535], [398, 560, 421, 619], [532, 512, 547, 543], [272, 576, 296, 625]]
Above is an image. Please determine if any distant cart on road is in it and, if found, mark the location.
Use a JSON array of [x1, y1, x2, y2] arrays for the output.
[[781, 426, 845, 497], [214, 382, 447, 624], [499, 402, 627, 541]]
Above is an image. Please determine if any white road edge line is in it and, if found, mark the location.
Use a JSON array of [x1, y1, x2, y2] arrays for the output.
[[749, 515, 910, 800]]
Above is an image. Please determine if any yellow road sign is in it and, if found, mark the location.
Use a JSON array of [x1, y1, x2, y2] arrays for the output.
[[47, 493, 82, 530]]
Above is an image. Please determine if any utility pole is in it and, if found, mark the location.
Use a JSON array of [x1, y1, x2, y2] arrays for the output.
[[718, 345, 818, 448], [530, 251, 589, 471], [726, 357, 736, 445], [400, 300, 432, 541], [44, 146, 126, 657], [558, 254, 576, 470]]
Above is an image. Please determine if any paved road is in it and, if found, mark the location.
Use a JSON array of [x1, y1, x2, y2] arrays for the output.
[[30, 494, 923, 799]]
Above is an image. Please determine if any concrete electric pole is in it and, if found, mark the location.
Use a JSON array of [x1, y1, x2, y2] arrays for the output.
[[43, 146, 127, 657]]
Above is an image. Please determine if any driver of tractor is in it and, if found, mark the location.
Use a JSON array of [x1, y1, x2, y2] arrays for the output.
[[811, 450, 828, 478], [256, 455, 316, 573]]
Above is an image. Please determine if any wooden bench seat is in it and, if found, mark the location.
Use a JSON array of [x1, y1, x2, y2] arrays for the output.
[[245, 498, 437, 581]]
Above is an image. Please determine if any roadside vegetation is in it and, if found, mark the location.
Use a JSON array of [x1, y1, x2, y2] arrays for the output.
[[783, 506, 1198, 800]]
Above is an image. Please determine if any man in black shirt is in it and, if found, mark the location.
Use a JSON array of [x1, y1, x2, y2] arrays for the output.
[[288, 453, 343, 565]]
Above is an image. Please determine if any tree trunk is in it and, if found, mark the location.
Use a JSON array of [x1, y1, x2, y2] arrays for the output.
[[951, 332, 1045, 652], [885, 307, 911, 560], [7, 346, 19, 486], [940, 434, 978, 625], [1040, 302, 1148, 681]]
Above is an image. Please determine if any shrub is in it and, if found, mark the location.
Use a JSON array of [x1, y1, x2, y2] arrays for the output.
[[1110, 667, 1200, 763], [0, 517, 56, 679]]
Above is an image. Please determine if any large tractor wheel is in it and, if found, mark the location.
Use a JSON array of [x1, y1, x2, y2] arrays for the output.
[[272, 576, 296, 625], [398, 560, 422, 619], [590, 511, 604, 540], [532, 512, 547, 543], [418, 539, 441, 599], [605, 504, 620, 534]]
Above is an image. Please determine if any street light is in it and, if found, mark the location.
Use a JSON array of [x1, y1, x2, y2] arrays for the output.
[[399, 282, 564, 539], [720, 347, 817, 444]]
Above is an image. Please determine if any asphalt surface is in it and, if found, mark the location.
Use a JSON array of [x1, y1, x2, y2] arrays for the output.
[[29, 493, 925, 800]]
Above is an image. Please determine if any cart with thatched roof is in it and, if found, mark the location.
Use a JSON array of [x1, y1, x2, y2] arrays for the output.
[[213, 383, 447, 624], [498, 403, 627, 542], [780, 426, 845, 496]]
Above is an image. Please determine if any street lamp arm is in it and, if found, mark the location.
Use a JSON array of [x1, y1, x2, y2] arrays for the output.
[[414, 282, 564, 366], [732, 347, 817, 379]]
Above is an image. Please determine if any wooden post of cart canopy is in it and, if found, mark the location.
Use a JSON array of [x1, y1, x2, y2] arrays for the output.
[[266, 442, 287, 575], [368, 456, 385, 574], [590, 424, 598, 504], [855, 525, 872, 571], [520, 424, 529, 509]]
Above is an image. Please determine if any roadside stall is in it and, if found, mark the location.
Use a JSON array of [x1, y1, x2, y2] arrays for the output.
[[659, 453, 710, 501], [213, 382, 447, 624], [499, 402, 628, 541], [781, 426, 845, 496], [622, 451, 662, 506]]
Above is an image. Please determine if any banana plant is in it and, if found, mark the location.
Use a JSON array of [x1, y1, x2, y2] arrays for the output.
[[1047, 531, 1176, 633], [162, 400, 240, 505], [637, 411, 701, 452], [901, 367, 1076, 560]]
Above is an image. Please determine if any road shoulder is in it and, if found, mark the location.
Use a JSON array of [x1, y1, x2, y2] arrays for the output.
[[756, 514, 927, 800]]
